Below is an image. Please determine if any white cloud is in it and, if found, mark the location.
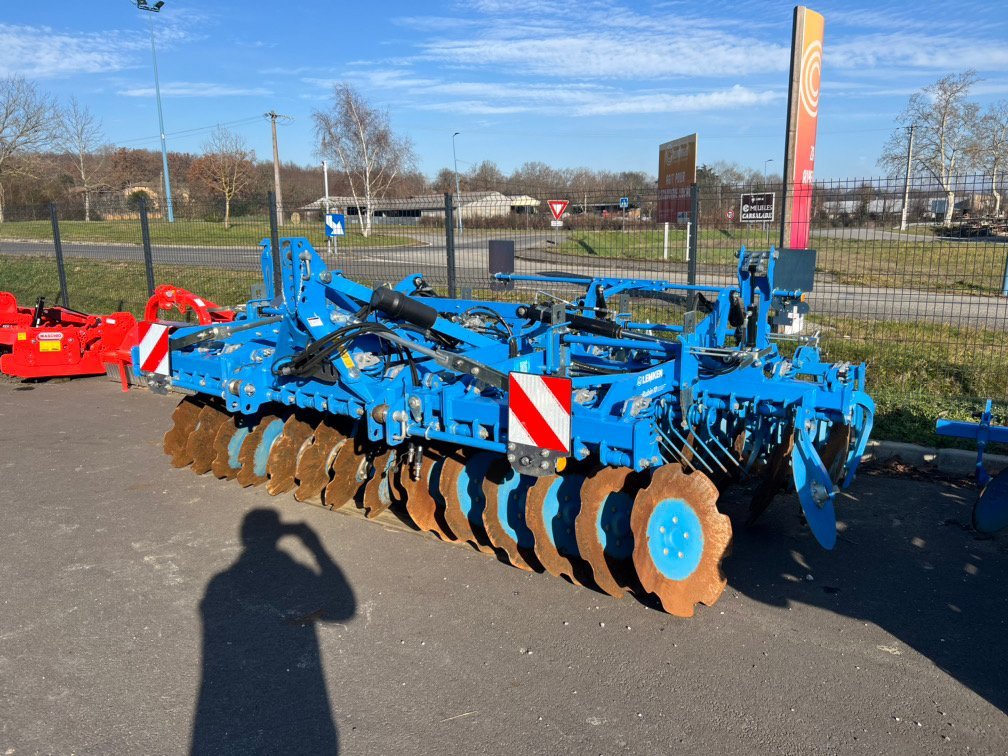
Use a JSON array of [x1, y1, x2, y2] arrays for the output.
[[0, 16, 202, 80], [119, 82, 272, 98], [419, 30, 789, 80], [0, 24, 135, 78], [340, 66, 781, 117], [575, 85, 783, 116]]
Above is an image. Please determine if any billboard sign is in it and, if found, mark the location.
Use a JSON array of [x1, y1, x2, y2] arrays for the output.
[[740, 192, 775, 223], [780, 6, 824, 249], [657, 133, 697, 224]]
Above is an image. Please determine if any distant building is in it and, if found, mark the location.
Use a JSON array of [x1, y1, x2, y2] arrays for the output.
[[297, 191, 541, 225]]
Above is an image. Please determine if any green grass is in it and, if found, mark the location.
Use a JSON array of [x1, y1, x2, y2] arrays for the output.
[[0, 217, 420, 249], [812, 316, 1008, 447], [0, 256, 259, 315]]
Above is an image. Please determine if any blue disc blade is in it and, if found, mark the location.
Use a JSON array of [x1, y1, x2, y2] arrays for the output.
[[792, 429, 837, 550]]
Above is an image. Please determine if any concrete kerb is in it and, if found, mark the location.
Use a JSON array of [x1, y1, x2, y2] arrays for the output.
[[864, 440, 1008, 477]]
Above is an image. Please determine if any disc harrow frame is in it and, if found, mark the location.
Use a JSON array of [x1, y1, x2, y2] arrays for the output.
[[152, 237, 875, 616]]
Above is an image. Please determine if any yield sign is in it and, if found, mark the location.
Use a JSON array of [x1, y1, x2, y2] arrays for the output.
[[547, 200, 569, 221]]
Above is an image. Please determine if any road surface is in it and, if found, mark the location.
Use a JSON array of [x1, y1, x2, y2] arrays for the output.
[[1, 378, 1006, 754]]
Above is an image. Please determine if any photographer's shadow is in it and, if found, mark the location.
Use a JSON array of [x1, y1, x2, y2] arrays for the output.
[[191, 508, 356, 755]]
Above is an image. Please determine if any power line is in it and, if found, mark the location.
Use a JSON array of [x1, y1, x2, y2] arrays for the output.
[[113, 115, 265, 147]]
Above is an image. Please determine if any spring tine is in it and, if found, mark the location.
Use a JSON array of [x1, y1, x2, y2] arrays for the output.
[[665, 424, 715, 475], [691, 430, 729, 474], [704, 428, 742, 469]]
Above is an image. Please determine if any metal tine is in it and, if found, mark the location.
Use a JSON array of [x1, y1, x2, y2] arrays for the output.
[[701, 427, 742, 469], [657, 434, 688, 466], [663, 424, 715, 475], [664, 418, 725, 473], [689, 429, 729, 474]]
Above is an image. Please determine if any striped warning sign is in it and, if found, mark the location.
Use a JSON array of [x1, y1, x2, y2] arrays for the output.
[[137, 322, 171, 376], [508, 372, 572, 453]]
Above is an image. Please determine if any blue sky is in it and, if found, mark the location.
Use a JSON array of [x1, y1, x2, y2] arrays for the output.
[[2, 1, 1007, 181]]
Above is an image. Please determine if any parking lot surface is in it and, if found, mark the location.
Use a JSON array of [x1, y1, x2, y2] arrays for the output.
[[1, 378, 1006, 754]]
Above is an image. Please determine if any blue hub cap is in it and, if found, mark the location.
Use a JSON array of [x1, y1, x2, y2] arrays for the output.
[[253, 419, 285, 477], [646, 499, 704, 581], [227, 426, 250, 470], [495, 467, 535, 548], [541, 474, 583, 556], [596, 491, 634, 561]]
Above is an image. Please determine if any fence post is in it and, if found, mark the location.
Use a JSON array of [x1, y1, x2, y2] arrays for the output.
[[687, 183, 699, 307], [138, 195, 156, 297], [268, 191, 282, 298], [49, 202, 69, 308], [444, 192, 457, 298], [662, 221, 669, 260], [1001, 250, 1008, 298]]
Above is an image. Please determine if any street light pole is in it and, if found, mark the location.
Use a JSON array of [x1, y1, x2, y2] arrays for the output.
[[452, 131, 463, 232], [135, 0, 174, 222]]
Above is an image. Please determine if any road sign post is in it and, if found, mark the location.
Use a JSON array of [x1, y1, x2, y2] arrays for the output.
[[324, 213, 345, 256]]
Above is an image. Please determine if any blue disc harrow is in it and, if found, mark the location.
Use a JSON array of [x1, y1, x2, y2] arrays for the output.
[[152, 237, 874, 616]]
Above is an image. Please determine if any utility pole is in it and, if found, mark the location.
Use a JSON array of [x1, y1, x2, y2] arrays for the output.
[[900, 124, 915, 231], [265, 111, 292, 225], [134, 0, 174, 222]]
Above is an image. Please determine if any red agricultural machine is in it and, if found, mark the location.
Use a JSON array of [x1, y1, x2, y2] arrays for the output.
[[0, 286, 232, 388]]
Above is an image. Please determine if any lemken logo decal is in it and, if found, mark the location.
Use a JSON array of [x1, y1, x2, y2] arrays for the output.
[[37, 331, 64, 341], [636, 368, 663, 386]]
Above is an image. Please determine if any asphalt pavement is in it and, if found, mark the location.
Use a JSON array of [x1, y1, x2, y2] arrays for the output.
[[1, 378, 1006, 754]]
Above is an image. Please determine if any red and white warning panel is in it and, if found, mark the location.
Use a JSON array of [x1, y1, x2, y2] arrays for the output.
[[137, 322, 171, 376], [507, 372, 572, 453]]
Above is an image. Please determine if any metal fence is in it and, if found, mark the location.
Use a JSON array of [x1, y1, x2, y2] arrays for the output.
[[1, 176, 1006, 441]]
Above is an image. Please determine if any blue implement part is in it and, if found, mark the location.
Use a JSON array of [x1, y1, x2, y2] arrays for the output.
[[482, 462, 540, 570], [936, 399, 1008, 534], [254, 418, 285, 478], [228, 426, 250, 471], [975, 468, 1008, 534], [792, 428, 837, 550], [494, 467, 535, 548], [630, 464, 729, 616], [645, 499, 705, 581], [598, 490, 635, 561], [541, 474, 583, 556], [438, 452, 496, 552]]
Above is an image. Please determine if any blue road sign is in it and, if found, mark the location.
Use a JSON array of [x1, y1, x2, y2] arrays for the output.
[[619, 196, 629, 209], [325, 213, 346, 237]]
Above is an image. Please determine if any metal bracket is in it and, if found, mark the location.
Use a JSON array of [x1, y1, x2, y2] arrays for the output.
[[507, 441, 560, 477], [170, 317, 282, 350]]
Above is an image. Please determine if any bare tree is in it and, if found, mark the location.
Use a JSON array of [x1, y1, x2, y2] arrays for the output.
[[880, 71, 979, 225], [968, 101, 1008, 217], [313, 83, 414, 237], [0, 75, 55, 222], [54, 97, 107, 221], [188, 126, 256, 229]]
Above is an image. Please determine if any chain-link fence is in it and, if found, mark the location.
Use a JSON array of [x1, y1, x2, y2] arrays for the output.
[[2, 177, 1006, 442]]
